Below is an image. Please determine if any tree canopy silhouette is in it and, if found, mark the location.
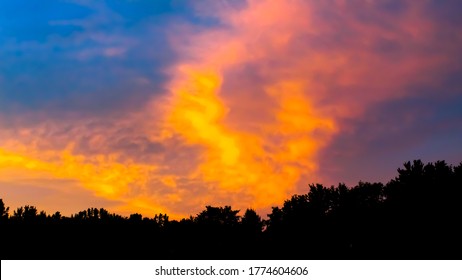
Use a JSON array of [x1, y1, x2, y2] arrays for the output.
[[1, 159, 461, 260]]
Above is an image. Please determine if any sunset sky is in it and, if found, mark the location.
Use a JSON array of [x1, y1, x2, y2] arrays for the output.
[[1, 0, 461, 219]]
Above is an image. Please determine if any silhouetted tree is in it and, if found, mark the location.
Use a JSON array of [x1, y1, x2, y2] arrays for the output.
[[51, 211, 62, 221], [241, 208, 263, 233], [307, 184, 332, 217], [0, 199, 9, 221], [129, 213, 142, 223], [266, 206, 283, 231], [195, 205, 240, 227], [13, 206, 24, 220], [1, 159, 461, 259], [153, 213, 169, 227]]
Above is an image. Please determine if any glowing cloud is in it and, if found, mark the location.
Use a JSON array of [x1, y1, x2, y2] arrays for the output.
[[156, 0, 461, 212], [1, 0, 461, 217], [159, 1, 339, 210]]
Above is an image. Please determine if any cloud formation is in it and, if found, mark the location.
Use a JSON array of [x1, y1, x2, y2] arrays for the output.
[[1, 0, 461, 218]]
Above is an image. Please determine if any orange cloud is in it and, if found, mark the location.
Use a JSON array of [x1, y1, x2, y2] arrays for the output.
[[156, 0, 460, 213], [0, 143, 158, 204], [158, 1, 340, 212], [1, 0, 460, 218]]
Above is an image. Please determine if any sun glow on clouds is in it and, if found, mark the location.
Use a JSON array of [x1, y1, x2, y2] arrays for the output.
[[0, 144, 155, 203], [161, 1, 339, 210], [1, 0, 461, 218]]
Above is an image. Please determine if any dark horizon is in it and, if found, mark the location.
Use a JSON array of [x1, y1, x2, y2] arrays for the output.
[[1, 0, 462, 219], [2, 159, 461, 260]]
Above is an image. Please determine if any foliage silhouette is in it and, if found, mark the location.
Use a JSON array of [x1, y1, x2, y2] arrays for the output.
[[1, 159, 461, 259], [0, 198, 9, 222]]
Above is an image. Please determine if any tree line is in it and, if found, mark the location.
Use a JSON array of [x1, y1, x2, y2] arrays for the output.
[[1, 160, 461, 259]]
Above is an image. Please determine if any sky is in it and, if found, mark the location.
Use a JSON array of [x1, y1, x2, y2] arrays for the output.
[[1, 0, 462, 219]]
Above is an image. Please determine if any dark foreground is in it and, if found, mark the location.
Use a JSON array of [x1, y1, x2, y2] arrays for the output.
[[1, 160, 462, 259]]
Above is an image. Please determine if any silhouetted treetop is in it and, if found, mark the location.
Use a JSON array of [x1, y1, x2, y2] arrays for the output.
[[195, 205, 240, 227], [0, 198, 9, 221], [1, 159, 461, 259]]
